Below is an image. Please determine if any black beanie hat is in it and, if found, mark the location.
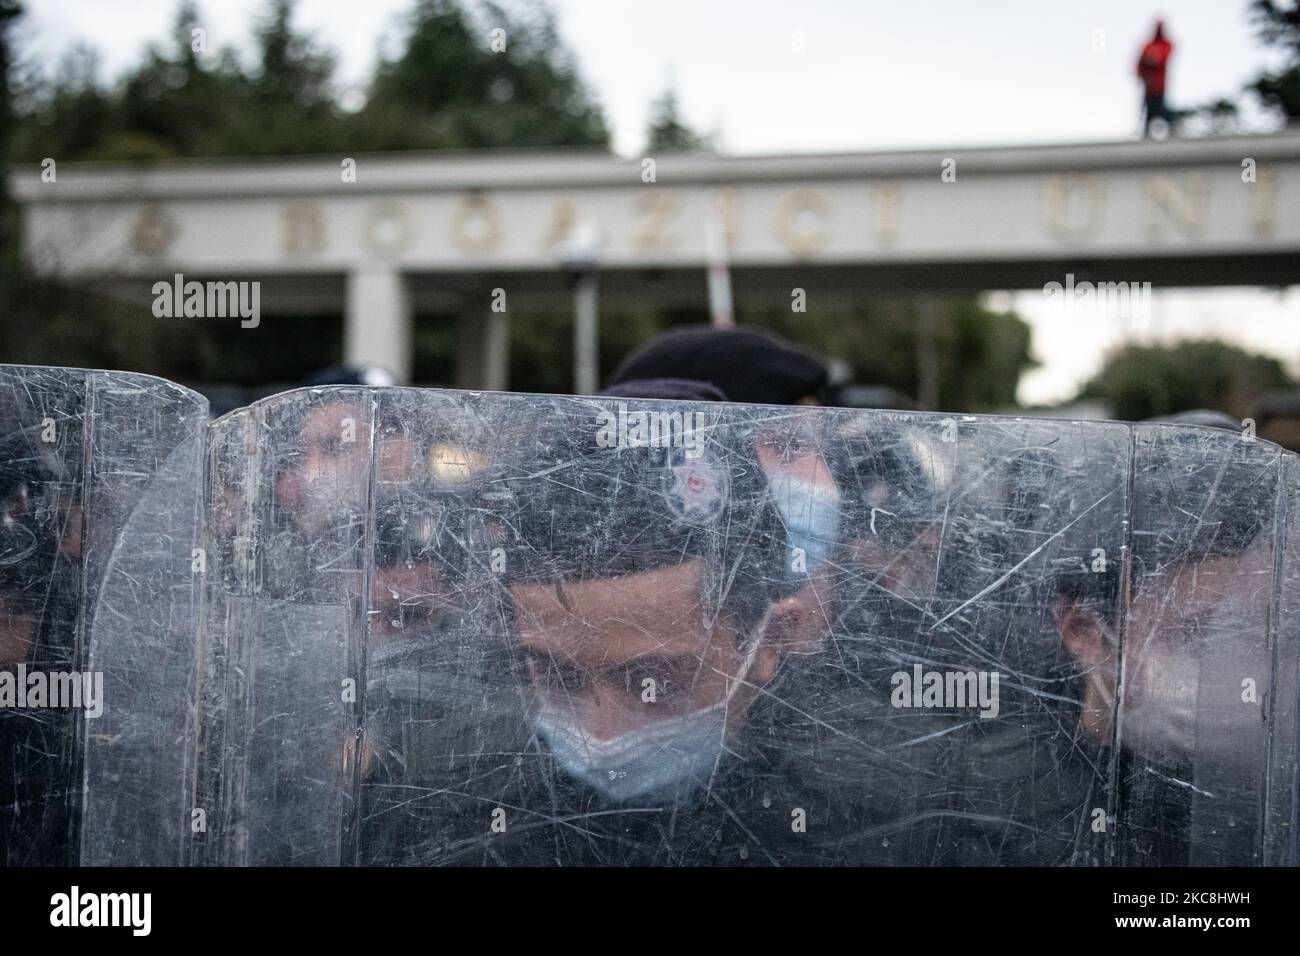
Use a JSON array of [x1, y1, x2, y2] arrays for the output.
[[484, 393, 799, 630], [608, 326, 829, 406], [600, 378, 729, 403]]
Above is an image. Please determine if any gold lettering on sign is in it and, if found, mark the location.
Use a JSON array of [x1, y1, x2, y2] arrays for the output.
[[451, 193, 501, 253], [130, 203, 176, 256], [282, 201, 326, 255], [634, 193, 681, 251], [1042, 174, 1104, 242], [542, 198, 578, 250], [1146, 174, 1208, 239], [874, 181, 901, 247], [776, 189, 831, 257], [1253, 168, 1276, 238], [363, 201, 414, 255]]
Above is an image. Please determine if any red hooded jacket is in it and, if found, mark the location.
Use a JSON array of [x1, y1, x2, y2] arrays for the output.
[[1137, 22, 1173, 95]]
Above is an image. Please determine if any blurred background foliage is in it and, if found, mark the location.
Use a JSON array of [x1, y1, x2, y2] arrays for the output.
[[6, 0, 610, 160], [1, 0, 1296, 419], [1189, 2, 1300, 131], [1079, 338, 1294, 421]]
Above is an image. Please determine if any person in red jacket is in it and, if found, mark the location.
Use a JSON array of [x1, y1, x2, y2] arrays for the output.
[[1137, 20, 1174, 137]]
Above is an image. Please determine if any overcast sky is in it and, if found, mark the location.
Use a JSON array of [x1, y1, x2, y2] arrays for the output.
[[14, 0, 1299, 404]]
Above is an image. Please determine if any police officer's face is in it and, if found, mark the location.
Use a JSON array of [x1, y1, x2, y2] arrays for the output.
[[510, 561, 783, 742], [1056, 544, 1272, 752], [276, 401, 371, 538], [754, 420, 832, 484]]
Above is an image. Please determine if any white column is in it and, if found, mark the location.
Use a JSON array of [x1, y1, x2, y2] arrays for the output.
[[345, 267, 411, 384]]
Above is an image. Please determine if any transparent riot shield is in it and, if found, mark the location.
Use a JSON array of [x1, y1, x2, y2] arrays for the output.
[[196, 386, 1299, 867], [0, 365, 206, 866], [197, 390, 368, 865]]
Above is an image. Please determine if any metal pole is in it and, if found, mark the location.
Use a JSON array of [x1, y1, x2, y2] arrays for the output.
[[573, 271, 599, 395], [705, 199, 735, 329], [916, 294, 940, 411]]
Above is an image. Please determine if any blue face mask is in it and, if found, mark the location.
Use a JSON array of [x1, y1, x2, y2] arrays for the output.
[[768, 472, 842, 576], [532, 701, 728, 803]]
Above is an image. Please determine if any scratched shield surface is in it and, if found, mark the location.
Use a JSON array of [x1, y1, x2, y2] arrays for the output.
[[0, 364, 205, 866], [195, 386, 1299, 866]]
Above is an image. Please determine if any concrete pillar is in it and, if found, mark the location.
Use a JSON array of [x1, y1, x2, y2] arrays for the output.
[[345, 267, 411, 383], [456, 309, 510, 392]]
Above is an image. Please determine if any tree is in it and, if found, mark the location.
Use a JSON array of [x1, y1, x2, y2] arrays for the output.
[[645, 85, 707, 152], [0, 0, 22, 182], [111, 1, 244, 160], [1248, 0, 1300, 123], [1190, 1, 1300, 131], [250, 0, 334, 111], [8, 41, 118, 160], [219, 0, 344, 155], [1077, 339, 1293, 421], [355, 0, 609, 150], [1, 0, 24, 318], [939, 298, 1036, 411], [5, 0, 610, 160]]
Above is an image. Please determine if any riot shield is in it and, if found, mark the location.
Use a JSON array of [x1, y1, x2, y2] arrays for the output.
[[0, 364, 206, 866], [194, 386, 1299, 867], [4, 368, 1295, 866]]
